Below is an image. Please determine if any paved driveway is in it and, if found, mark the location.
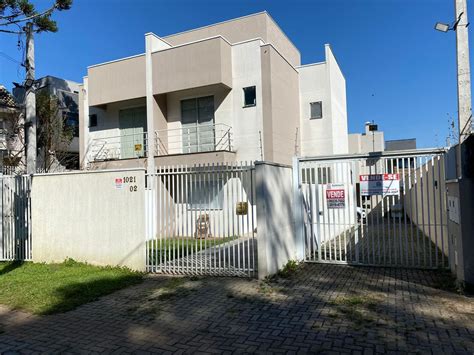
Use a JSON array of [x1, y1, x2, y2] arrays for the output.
[[0, 264, 472, 354]]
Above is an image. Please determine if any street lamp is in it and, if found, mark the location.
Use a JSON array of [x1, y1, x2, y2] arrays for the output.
[[434, 11, 464, 33], [434, 22, 450, 32]]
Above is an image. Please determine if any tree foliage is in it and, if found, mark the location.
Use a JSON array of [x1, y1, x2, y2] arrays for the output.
[[36, 90, 75, 172], [0, 0, 72, 33]]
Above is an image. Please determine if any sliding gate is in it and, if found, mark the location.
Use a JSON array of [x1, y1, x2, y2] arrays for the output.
[[146, 162, 257, 277], [295, 149, 450, 269]]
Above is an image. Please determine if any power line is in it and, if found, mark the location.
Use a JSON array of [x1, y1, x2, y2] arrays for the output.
[[0, 51, 22, 64]]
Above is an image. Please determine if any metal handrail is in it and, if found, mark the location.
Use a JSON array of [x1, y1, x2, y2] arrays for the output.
[[87, 123, 234, 163], [89, 132, 148, 161], [155, 122, 232, 134], [155, 123, 233, 156]]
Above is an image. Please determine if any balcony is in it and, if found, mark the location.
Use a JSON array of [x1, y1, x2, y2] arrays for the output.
[[156, 123, 233, 156], [88, 132, 149, 161], [152, 36, 232, 94], [88, 123, 233, 163]]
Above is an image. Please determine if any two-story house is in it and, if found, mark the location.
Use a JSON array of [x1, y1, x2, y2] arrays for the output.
[[79, 11, 349, 170]]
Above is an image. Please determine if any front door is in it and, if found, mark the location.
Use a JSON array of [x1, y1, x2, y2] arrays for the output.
[[119, 107, 147, 159], [181, 96, 215, 153]]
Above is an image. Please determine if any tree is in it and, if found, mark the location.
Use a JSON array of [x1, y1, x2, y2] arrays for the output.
[[36, 91, 75, 172], [1, 0, 72, 173], [2, 103, 26, 174], [0, 0, 72, 34]]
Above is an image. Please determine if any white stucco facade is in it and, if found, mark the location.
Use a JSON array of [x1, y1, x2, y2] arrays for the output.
[[79, 12, 350, 168], [298, 45, 348, 157]]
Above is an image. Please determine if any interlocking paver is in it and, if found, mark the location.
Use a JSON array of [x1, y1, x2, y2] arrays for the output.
[[0, 264, 472, 353]]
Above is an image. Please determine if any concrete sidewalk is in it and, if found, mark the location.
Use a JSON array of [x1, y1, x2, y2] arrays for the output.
[[0, 264, 472, 354]]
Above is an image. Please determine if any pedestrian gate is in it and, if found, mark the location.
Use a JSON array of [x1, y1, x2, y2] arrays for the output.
[[0, 175, 32, 261], [295, 149, 450, 269], [145, 163, 257, 277]]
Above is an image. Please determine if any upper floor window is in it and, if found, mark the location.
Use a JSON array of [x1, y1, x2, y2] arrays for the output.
[[243, 86, 256, 107], [310, 101, 322, 119], [89, 114, 98, 127]]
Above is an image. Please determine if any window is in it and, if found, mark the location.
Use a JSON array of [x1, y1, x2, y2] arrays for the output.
[[310, 101, 323, 119], [243, 86, 256, 107], [89, 114, 97, 127], [63, 111, 79, 137]]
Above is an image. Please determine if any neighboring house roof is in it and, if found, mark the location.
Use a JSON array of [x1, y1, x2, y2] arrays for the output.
[[0, 85, 18, 108], [385, 138, 417, 151]]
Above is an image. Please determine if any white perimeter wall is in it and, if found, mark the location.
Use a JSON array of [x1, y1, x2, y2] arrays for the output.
[[31, 168, 146, 271], [256, 162, 300, 279]]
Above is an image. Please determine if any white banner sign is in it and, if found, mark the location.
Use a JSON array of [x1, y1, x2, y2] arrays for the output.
[[360, 174, 400, 196]]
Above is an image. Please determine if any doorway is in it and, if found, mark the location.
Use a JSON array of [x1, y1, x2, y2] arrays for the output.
[[181, 96, 215, 153], [119, 106, 147, 159]]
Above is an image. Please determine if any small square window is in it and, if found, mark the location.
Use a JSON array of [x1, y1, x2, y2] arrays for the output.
[[310, 101, 323, 119], [243, 86, 256, 107], [89, 114, 98, 127]]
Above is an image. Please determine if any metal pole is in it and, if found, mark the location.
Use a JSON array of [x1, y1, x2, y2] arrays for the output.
[[25, 22, 36, 174], [455, 0, 472, 177]]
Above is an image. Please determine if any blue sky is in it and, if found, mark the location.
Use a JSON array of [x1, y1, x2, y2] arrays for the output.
[[0, 0, 469, 148]]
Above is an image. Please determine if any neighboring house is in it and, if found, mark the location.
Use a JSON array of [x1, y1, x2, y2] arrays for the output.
[[79, 11, 349, 170], [0, 85, 24, 174], [349, 122, 385, 154], [13, 76, 80, 170], [349, 122, 417, 155], [385, 138, 416, 151]]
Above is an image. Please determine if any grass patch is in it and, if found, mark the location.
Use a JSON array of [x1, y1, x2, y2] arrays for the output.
[[277, 260, 300, 278], [0, 259, 143, 315], [329, 295, 381, 329], [147, 236, 237, 264]]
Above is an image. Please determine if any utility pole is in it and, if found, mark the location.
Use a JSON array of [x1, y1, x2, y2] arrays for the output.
[[455, 0, 472, 144], [25, 22, 37, 174], [455, 0, 472, 178]]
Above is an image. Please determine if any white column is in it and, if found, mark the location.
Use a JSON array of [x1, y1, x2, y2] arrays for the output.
[[82, 77, 90, 168], [145, 35, 156, 174]]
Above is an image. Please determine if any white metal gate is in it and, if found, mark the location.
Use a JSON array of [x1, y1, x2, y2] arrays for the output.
[[295, 149, 450, 269], [146, 162, 257, 277], [0, 175, 32, 261]]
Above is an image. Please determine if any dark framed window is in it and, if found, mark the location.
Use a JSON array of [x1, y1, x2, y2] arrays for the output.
[[243, 86, 256, 107], [310, 101, 323, 119], [89, 114, 98, 127]]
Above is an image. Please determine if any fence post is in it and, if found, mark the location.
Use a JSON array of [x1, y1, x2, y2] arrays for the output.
[[293, 156, 305, 261]]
